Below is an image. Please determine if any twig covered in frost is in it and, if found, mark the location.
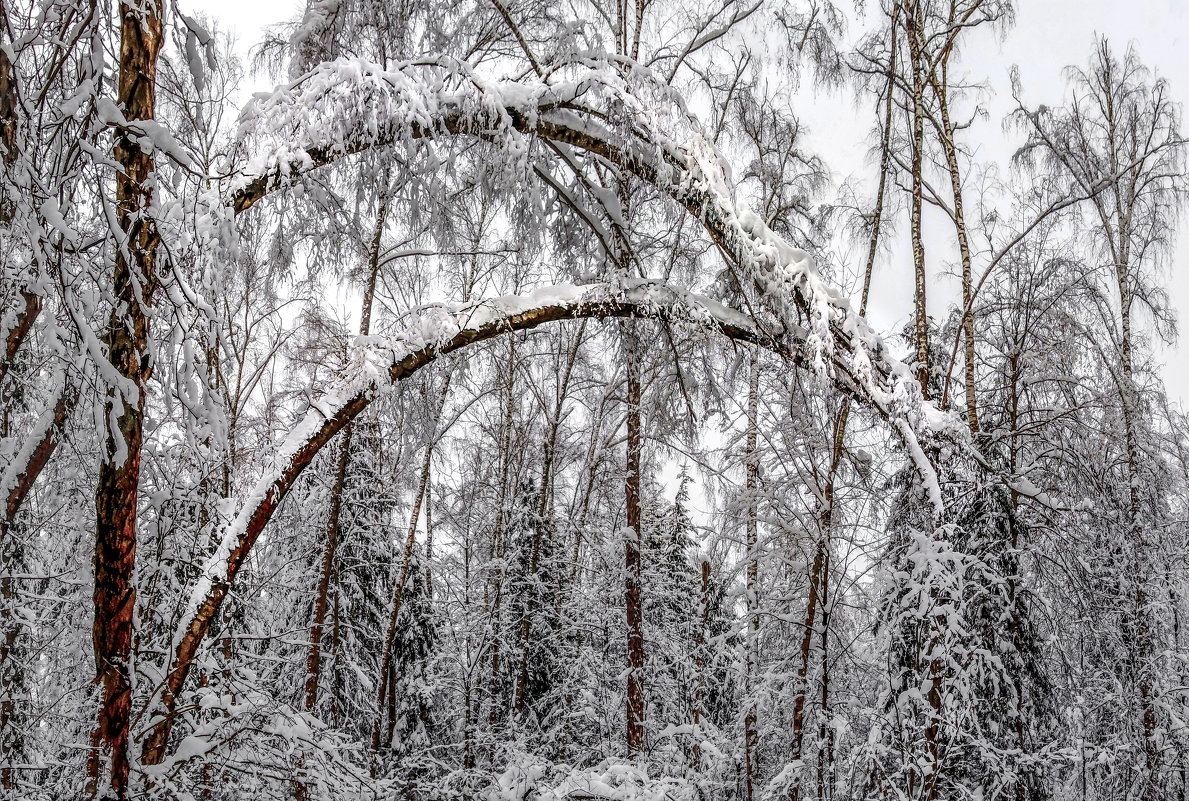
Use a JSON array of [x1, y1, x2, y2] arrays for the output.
[[223, 56, 962, 498], [148, 279, 827, 760]]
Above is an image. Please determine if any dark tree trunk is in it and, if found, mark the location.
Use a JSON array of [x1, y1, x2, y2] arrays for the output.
[[691, 558, 711, 770], [304, 188, 389, 716], [624, 323, 646, 757], [143, 282, 812, 767], [372, 376, 448, 753], [513, 324, 583, 714], [88, 2, 163, 797]]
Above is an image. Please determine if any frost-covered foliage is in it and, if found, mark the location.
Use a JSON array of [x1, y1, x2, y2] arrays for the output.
[[487, 758, 698, 801], [4, 1, 1189, 801], [230, 54, 960, 485], [867, 456, 1058, 800]]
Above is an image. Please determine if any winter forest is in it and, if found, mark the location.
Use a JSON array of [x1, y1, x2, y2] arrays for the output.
[[6, 0, 1189, 798]]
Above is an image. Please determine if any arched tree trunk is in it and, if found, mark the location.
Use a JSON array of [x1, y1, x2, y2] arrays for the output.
[[142, 285, 801, 766], [141, 69, 936, 763]]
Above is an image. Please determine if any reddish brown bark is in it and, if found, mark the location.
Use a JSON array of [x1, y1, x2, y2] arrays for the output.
[[303, 427, 354, 714], [0, 37, 19, 230], [0, 292, 40, 389], [3, 385, 73, 534], [0, 42, 16, 167], [88, 2, 164, 797], [623, 323, 646, 757], [142, 289, 787, 766], [0, 39, 41, 383]]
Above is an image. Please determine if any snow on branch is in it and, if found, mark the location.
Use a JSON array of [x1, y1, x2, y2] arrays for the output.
[[226, 55, 962, 498], [490, 758, 697, 801], [157, 57, 970, 743], [163, 279, 807, 709]]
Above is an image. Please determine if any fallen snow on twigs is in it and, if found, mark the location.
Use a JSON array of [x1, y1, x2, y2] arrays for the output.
[[178, 53, 975, 662], [229, 56, 962, 515], [488, 758, 696, 801], [175, 280, 770, 655]]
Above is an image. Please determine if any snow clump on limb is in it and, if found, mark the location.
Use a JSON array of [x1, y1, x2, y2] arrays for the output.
[[230, 57, 961, 513], [488, 757, 697, 801]]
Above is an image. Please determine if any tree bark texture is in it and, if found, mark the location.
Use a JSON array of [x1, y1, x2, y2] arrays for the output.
[[904, 1, 931, 399], [743, 357, 759, 801], [624, 322, 646, 757], [89, 2, 163, 797]]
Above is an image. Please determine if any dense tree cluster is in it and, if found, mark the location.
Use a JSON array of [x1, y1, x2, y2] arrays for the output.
[[2, 0, 1188, 800]]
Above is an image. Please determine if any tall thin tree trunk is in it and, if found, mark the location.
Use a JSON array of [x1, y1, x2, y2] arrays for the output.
[[930, 43, 979, 432], [743, 357, 760, 801], [861, 3, 898, 317], [691, 557, 711, 770], [806, 400, 848, 801], [1004, 344, 1035, 801], [293, 180, 391, 801], [904, 11, 943, 796], [905, 0, 930, 399], [424, 471, 434, 602], [462, 677, 475, 770], [302, 431, 354, 716], [791, 13, 894, 797], [624, 323, 646, 758], [88, 3, 163, 796], [304, 189, 390, 715], [567, 391, 612, 589], [789, 522, 828, 801], [513, 324, 584, 714], [485, 338, 517, 733], [1116, 248, 1159, 801], [815, 513, 833, 801], [371, 379, 449, 752]]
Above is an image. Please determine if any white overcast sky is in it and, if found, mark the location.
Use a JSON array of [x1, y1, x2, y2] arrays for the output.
[[185, 0, 1189, 403]]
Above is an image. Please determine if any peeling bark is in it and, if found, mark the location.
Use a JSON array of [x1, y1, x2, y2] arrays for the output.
[[88, 2, 164, 797]]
